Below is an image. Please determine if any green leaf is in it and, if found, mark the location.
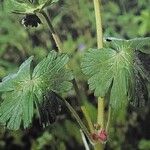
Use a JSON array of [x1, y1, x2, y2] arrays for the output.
[[110, 69, 128, 109], [0, 57, 34, 129], [81, 46, 134, 111], [32, 51, 73, 95], [0, 51, 73, 130], [4, 0, 59, 14], [82, 37, 150, 113], [0, 56, 33, 92]]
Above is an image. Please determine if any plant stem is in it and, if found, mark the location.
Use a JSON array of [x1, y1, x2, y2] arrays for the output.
[[93, 0, 103, 48], [40, 11, 63, 52], [93, 0, 104, 150], [97, 97, 104, 128], [81, 106, 94, 133], [40, 10, 83, 104], [95, 98, 104, 150], [93, 0, 104, 126], [94, 143, 103, 150]]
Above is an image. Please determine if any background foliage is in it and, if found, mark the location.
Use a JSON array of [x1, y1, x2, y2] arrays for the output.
[[0, 0, 150, 149]]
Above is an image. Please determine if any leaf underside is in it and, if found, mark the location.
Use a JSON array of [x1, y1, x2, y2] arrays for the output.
[[0, 51, 73, 130]]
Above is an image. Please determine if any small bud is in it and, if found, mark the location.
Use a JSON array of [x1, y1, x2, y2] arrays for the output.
[[97, 129, 108, 142], [21, 14, 42, 27]]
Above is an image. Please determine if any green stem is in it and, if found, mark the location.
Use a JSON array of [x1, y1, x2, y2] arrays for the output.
[[97, 97, 104, 128], [93, 0, 104, 150], [81, 106, 94, 133], [93, 0, 104, 126], [40, 10, 83, 105], [40, 11, 63, 52], [94, 143, 104, 150], [93, 0, 103, 48]]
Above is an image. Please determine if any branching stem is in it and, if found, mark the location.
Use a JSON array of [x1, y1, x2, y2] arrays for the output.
[[40, 10, 83, 105]]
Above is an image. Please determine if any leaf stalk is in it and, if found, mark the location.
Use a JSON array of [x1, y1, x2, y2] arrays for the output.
[[40, 10, 63, 52], [40, 10, 83, 105]]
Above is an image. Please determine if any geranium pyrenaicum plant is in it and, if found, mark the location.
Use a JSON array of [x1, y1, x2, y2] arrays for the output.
[[0, 51, 73, 130], [81, 37, 150, 116], [4, 0, 59, 14]]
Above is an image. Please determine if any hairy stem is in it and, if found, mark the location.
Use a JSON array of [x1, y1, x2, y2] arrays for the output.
[[93, 0, 103, 48], [81, 106, 94, 133], [97, 97, 104, 128], [40, 10, 83, 105], [93, 0, 104, 149], [94, 143, 104, 150], [40, 11, 63, 52]]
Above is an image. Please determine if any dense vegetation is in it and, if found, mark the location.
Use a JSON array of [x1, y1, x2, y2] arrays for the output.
[[0, 0, 150, 150]]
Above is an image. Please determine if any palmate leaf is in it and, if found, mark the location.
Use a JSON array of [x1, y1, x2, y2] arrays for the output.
[[81, 47, 134, 110], [4, 0, 59, 14], [81, 37, 150, 113], [0, 51, 73, 130]]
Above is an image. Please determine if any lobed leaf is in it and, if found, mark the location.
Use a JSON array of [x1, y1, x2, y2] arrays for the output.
[[0, 51, 73, 130], [81, 39, 150, 112], [0, 57, 34, 129]]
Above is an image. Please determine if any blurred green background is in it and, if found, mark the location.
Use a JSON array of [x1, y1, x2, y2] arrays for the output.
[[0, 0, 150, 150]]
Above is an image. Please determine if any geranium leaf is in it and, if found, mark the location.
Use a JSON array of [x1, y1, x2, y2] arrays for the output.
[[0, 57, 34, 130], [0, 51, 73, 130], [32, 51, 73, 95], [0, 56, 33, 92], [81, 38, 150, 113], [82, 48, 115, 97]]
